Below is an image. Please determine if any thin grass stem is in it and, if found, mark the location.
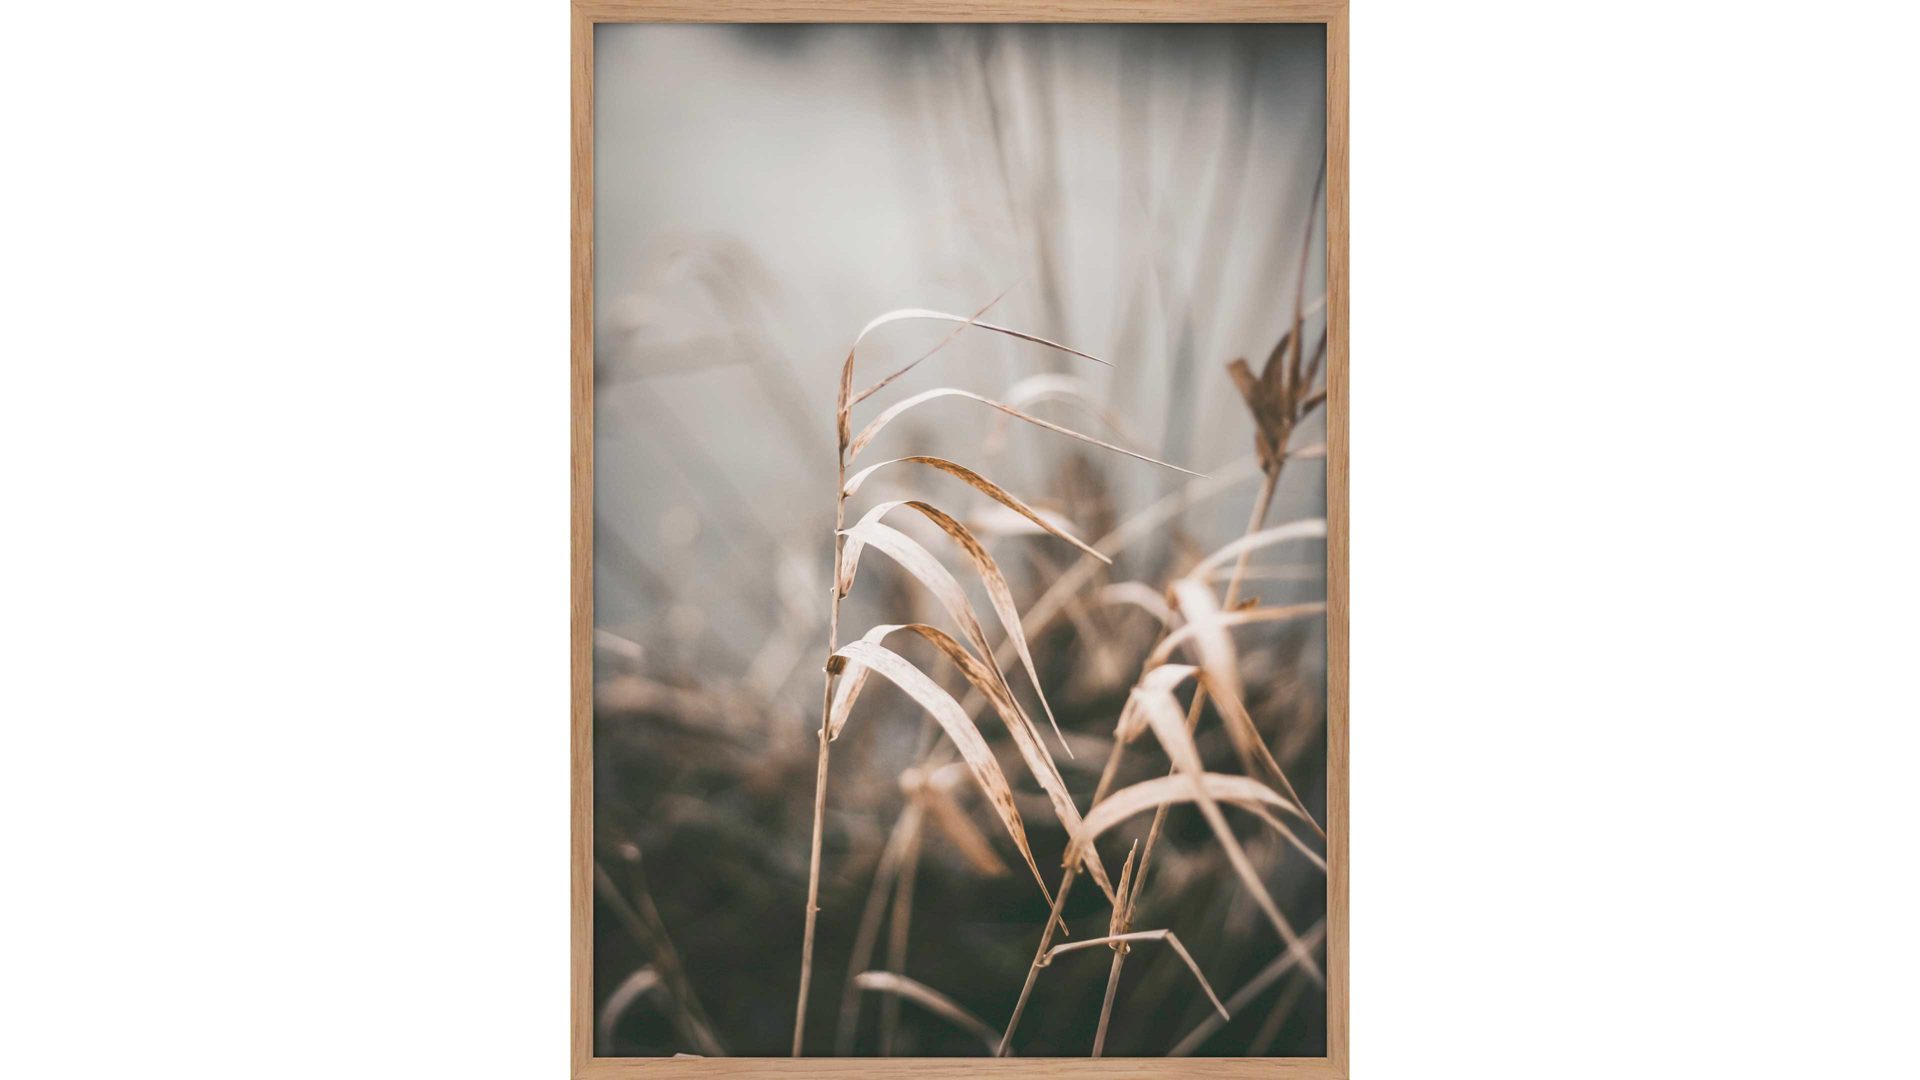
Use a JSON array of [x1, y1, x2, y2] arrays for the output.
[[995, 864, 1078, 1057], [792, 449, 848, 1056]]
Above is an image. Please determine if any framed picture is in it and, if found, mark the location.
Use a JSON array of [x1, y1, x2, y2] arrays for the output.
[[572, 3, 1347, 1076]]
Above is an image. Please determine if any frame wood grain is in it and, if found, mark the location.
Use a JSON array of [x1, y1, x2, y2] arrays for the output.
[[571, 4, 1348, 1075]]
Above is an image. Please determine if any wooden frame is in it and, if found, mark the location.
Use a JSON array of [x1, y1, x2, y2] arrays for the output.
[[572, 3, 1348, 1075]]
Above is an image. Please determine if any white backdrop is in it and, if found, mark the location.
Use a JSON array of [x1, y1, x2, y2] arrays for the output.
[[3, 2, 1916, 1077]]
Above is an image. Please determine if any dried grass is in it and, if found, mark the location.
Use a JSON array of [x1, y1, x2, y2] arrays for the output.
[[852, 971, 1003, 1053], [793, 308, 1194, 1054], [608, 279, 1331, 1057]]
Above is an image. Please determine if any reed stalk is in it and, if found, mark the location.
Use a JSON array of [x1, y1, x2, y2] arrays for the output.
[[791, 446, 848, 1056]]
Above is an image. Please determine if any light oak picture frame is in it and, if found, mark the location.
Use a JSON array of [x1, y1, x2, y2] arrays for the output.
[[572, 3, 1348, 1075]]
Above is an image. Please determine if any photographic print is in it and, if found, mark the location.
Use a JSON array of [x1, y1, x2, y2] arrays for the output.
[[576, 10, 1346, 1069]]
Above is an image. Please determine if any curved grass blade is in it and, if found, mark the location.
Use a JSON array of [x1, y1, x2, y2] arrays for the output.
[[1184, 518, 1328, 583], [833, 512, 1023, 738], [847, 387, 1202, 476], [1111, 663, 1197, 746], [1038, 929, 1228, 1020], [1092, 582, 1175, 627], [1168, 578, 1245, 714], [835, 624, 1113, 901], [1147, 602, 1329, 670], [851, 499, 1076, 756], [851, 971, 1003, 1053], [846, 305, 1109, 405], [1163, 580, 1325, 834], [595, 965, 661, 1051], [842, 455, 1108, 564], [1168, 918, 1329, 1056], [1131, 686, 1323, 984], [847, 287, 1019, 408], [593, 863, 728, 1056], [833, 639, 1052, 904], [835, 306, 1109, 448], [1197, 670, 1325, 840], [907, 501, 1070, 754], [834, 507, 1066, 775], [1067, 772, 1325, 875]]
